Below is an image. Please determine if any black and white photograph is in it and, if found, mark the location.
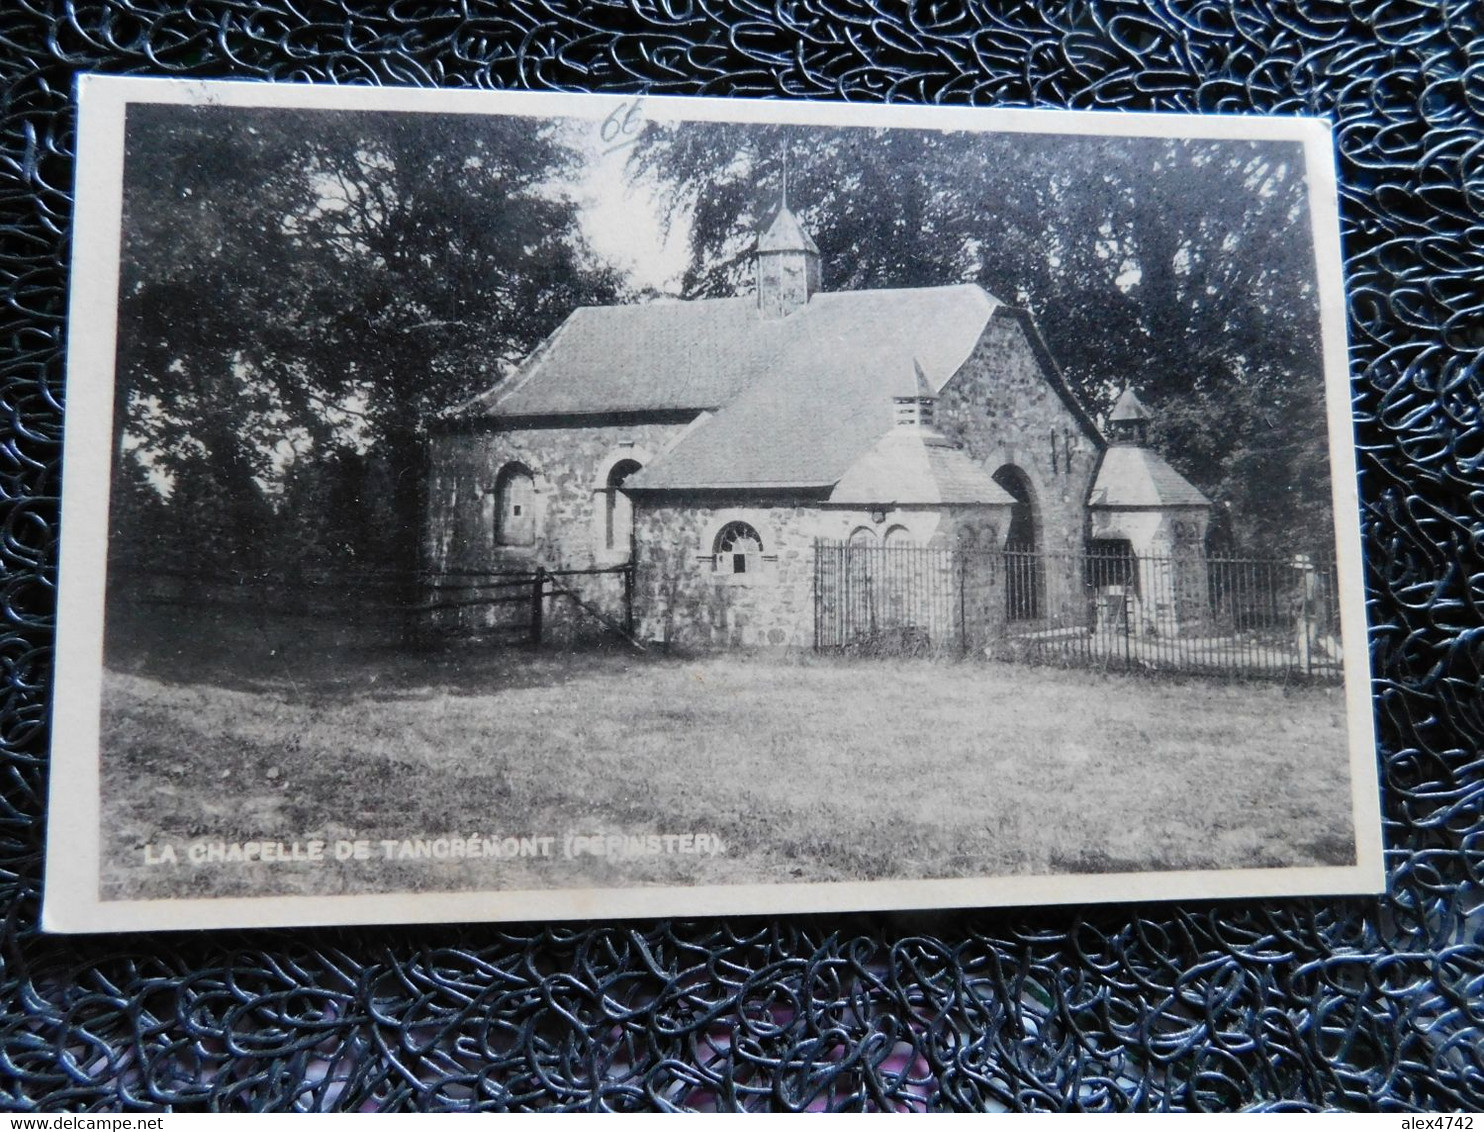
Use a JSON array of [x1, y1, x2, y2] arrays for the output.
[[45, 78, 1382, 932]]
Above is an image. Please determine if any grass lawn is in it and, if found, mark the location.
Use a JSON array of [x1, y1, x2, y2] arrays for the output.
[[98, 644, 1357, 901]]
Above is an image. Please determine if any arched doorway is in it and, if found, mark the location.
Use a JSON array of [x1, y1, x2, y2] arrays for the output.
[[993, 464, 1042, 620], [1087, 536, 1137, 635], [1087, 537, 1137, 591]]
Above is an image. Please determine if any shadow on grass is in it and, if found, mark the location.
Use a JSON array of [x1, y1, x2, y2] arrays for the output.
[[103, 597, 996, 703], [103, 601, 682, 702]]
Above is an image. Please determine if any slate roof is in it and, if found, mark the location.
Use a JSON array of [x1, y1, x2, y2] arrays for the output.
[[456, 297, 767, 417], [829, 428, 1015, 506], [757, 204, 819, 254], [1087, 446, 1210, 508], [627, 285, 999, 489], [1108, 386, 1150, 422], [466, 283, 996, 430]]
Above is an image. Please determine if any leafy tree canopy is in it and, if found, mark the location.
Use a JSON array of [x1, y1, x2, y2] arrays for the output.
[[115, 104, 621, 573], [114, 106, 1334, 575], [630, 121, 1332, 555]]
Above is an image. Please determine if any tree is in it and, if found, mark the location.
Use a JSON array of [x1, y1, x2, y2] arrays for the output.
[[630, 121, 1330, 555], [114, 104, 622, 578]]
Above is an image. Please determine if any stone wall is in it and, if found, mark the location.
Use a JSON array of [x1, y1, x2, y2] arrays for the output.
[[813, 505, 1010, 652], [935, 308, 1104, 626], [632, 500, 1009, 651], [425, 420, 692, 573], [424, 419, 691, 637], [632, 501, 821, 649], [426, 421, 1014, 649]]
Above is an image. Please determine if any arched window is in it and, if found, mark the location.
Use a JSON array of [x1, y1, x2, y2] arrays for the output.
[[883, 525, 915, 547], [604, 459, 643, 552], [494, 463, 536, 547], [714, 521, 763, 575], [955, 521, 999, 550]]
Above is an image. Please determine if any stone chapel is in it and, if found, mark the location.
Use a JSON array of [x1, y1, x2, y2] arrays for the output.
[[424, 200, 1210, 649]]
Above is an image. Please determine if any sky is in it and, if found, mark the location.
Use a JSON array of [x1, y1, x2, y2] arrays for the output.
[[561, 121, 691, 296]]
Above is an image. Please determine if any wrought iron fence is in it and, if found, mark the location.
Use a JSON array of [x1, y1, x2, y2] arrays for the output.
[[813, 541, 970, 656], [814, 540, 1343, 681]]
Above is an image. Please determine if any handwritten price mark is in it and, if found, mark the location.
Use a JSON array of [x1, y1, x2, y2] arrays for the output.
[[600, 100, 645, 155]]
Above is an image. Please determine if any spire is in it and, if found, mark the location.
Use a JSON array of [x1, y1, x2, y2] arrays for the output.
[[1107, 386, 1150, 446], [757, 203, 819, 256], [755, 181, 820, 319]]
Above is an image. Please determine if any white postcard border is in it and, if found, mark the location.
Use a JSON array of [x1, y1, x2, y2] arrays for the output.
[[44, 76, 1384, 934]]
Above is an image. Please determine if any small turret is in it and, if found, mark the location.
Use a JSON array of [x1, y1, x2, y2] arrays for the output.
[[1107, 387, 1151, 446], [1087, 385, 1212, 637], [755, 201, 820, 319]]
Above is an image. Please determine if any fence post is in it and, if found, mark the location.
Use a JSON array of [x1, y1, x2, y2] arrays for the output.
[[1300, 562, 1311, 677], [622, 560, 635, 640], [1122, 587, 1132, 668], [529, 567, 545, 648], [812, 539, 820, 653], [957, 549, 968, 658]]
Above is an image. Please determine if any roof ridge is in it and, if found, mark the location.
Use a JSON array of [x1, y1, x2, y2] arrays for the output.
[[829, 425, 1014, 506], [811, 281, 995, 301]]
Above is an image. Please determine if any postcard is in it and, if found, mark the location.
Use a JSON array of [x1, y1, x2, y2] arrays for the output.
[[44, 76, 1382, 931]]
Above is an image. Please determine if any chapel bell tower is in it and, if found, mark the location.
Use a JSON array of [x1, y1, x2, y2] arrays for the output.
[[755, 198, 820, 319], [1106, 386, 1151, 446]]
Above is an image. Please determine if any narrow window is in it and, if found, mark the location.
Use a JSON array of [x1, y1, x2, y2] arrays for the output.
[[714, 521, 763, 575], [494, 463, 536, 547], [604, 459, 643, 551]]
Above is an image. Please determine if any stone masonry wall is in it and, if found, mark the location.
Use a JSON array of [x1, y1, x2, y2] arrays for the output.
[[426, 423, 1006, 649], [935, 309, 1104, 626], [632, 500, 1009, 651], [632, 501, 821, 649], [424, 420, 691, 637]]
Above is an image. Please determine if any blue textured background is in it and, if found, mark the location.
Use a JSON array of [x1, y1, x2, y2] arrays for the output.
[[1, 0, 1481, 1111]]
